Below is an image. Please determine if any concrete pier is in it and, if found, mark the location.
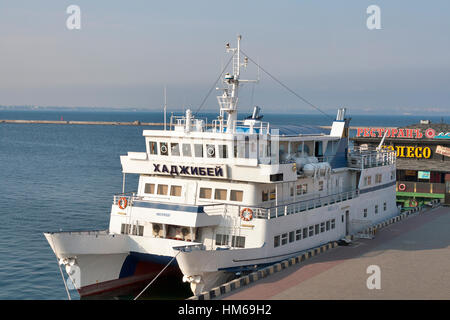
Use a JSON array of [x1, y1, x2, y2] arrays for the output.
[[209, 205, 450, 300]]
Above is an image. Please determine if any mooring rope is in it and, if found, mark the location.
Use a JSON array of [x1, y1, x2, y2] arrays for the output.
[[133, 250, 181, 300], [50, 236, 72, 300]]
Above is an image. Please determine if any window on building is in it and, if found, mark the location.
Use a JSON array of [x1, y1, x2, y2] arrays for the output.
[[363, 208, 368, 218], [375, 205, 379, 214], [170, 185, 182, 197], [384, 202, 387, 211], [296, 229, 302, 241], [320, 222, 325, 233], [199, 188, 212, 199], [290, 187, 294, 197], [182, 143, 192, 157], [149, 141, 158, 155], [262, 190, 269, 202], [170, 143, 180, 156], [281, 233, 288, 245], [274, 235, 280, 247], [230, 190, 243, 202], [289, 231, 295, 243], [215, 189, 227, 200], [160, 142, 169, 156], [157, 184, 168, 195], [296, 184, 302, 196], [194, 144, 203, 157], [232, 235, 245, 248], [331, 219, 336, 229], [326, 220, 330, 231], [215, 234, 229, 246], [218, 145, 228, 158], [144, 183, 155, 194], [206, 144, 216, 158], [269, 189, 276, 200], [318, 181, 324, 191]]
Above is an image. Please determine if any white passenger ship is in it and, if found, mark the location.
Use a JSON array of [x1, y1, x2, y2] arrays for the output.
[[45, 35, 398, 297]]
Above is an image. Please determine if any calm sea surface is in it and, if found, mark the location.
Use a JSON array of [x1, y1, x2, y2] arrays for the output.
[[0, 109, 447, 300]]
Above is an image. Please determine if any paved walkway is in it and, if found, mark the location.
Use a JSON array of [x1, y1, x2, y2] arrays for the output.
[[219, 206, 450, 300]]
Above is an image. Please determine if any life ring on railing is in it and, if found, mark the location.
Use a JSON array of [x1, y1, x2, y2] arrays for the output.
[[398, 183, 406, 191], [409, 199, 418, 207], [118, 197, 128, 209], [240, 208, 253, 221]]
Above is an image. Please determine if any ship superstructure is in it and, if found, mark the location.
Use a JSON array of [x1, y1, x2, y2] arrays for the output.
[[45, 35, 398, 297]]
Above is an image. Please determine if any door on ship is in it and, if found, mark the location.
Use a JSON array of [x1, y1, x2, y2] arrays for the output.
[[345, 210, 350, 236]]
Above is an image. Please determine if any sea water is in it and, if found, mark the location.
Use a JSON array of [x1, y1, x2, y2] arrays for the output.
[[0, 109, 447, 299]]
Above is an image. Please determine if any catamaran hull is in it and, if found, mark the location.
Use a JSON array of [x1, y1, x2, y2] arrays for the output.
[[44, 232, 182, 297]]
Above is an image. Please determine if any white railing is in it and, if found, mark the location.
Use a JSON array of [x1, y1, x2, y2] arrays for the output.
[[262, 189, 359, 219], [202, 189, 359, 220], [348, 148, 396, 169]]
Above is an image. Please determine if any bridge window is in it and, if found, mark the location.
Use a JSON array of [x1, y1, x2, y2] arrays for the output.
[[375, 205, 379, 214], [206, 144, 216, 158], [194, 144, 203, 157], [384, 202, 387, 211], [171, 143, 180, 156], [218, 145, 228, 158], [182, 143, 192, 157], [149, 141, 158, 155], [160, 142, 169, 156], [320, 222, 325, 233], [303, 228, 308, 239], [326, 221, 330, 231], [144, 183, 155, 194], [230, 190, 243, 202], [199, 188, 212, 199], [157, 184, 169, 195], [170, 185, 182, 197], [215, 189, 227, 200], [363, 208, 368, 218], [331, 219, 336, 229]]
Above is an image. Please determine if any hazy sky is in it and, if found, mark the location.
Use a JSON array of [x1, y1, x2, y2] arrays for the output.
[[0, 0, 449, 115]]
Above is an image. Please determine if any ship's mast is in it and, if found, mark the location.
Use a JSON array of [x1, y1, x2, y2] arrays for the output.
[[218, 35, 257, 131]]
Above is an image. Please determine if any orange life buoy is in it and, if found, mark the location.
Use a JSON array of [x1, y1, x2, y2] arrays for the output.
[[118, 197, 128, 209], [240, 208, 253, 221], [409, 199, 418, 207], [398, 183, 406, 191]]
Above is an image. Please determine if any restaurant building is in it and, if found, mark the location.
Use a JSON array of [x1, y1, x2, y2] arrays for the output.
[[351, 120, 450, 207]]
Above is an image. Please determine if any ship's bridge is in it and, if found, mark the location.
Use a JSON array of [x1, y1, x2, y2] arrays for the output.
[[120, 110, 349, 184]]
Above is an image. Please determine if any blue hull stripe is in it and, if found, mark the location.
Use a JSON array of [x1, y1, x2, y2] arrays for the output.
[[133, 201, 205, 213], [359, 180, 396, 194], [119, 252, 177, 278]]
